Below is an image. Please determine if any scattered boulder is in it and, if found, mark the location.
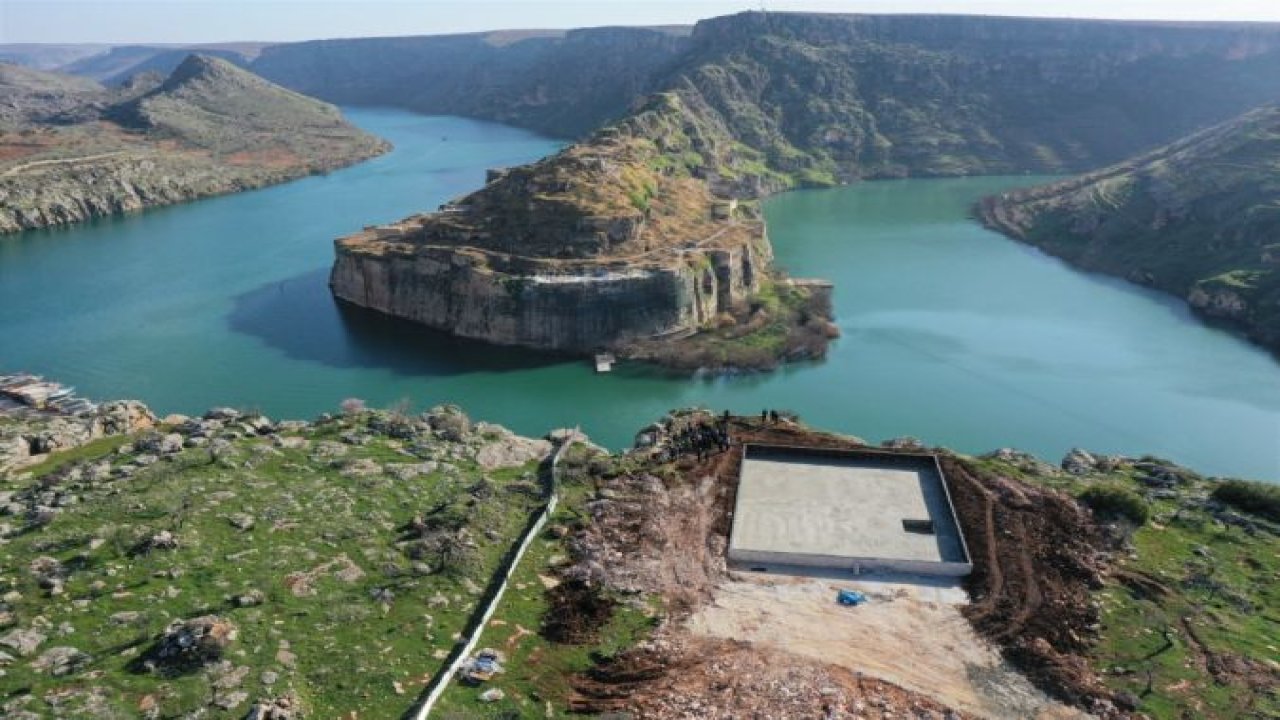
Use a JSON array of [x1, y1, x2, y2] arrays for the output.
[[479, 687, 506, 702], [97, 400, 157, 435], [137, 432, 185, 455], [425, 404, 471, 442], [983, 448, 1059, 476], [32, 646, 91, 676], [0, 627, 46, 656], [132, 530, 179, 555], [139, 615, 238, 673], [1062, 448, 1100, 475], [204, 407, 242, 422], [228, 513, 256, 531], [235, 589, 266, 608], [244, 693, 301, 720]]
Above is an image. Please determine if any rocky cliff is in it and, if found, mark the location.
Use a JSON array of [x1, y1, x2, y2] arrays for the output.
[[249, 13, 1280, 174], [251, 27, 692, 138], [0, 55, 388, 233], [978, 104, 1280, 354]]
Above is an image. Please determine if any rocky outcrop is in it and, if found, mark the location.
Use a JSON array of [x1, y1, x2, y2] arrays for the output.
[[0, 399, 155, 472], [0, 55, 388, 234], [330, 12, 1280, 362], [330, 89, 792, 358]]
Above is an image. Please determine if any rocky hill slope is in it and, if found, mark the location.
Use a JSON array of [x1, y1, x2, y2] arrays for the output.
[[250, 27, 692, 139], [979, 105, 1280, 354], [0, 55, 388, 234], [1, 400, 554, 718], [3, 398, 1275, 719], [250, 13, 1280, 173]]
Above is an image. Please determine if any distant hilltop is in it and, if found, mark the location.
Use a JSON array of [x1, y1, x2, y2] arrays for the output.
[[0, 54, 388, 233]]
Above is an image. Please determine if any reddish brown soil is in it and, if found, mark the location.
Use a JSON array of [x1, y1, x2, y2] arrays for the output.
[[937, 457, 1125, 714], [571, 634, 969, 719]]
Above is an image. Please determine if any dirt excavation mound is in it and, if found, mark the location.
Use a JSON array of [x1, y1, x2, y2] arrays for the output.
[[558, 414, 1121, 718], [571, 635, 967, 719], [542, 579, 617, 644], [939, 457, 1123, 715]]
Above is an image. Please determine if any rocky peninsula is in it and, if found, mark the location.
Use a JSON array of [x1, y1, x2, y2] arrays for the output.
[[0, 55, 387, 233], [331, 91, 838, 370]]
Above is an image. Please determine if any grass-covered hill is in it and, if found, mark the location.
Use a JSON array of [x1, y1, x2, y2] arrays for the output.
[[979, 105, 1280, 354], [108, 54, 383, 164], [1, 403, 553, 718], [0, 55, 388, 234]]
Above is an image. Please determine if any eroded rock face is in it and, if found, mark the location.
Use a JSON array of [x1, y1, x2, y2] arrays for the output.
[[331, 231, 766, 353]]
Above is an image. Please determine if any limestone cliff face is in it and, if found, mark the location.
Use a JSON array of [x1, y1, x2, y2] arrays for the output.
[[330, 227, 767, 352]]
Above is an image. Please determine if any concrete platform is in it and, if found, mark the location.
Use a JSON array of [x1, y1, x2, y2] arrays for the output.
[[728, 445, 971, 576]]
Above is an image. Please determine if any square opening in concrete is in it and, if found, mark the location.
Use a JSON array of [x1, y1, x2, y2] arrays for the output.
[[728, 445, 972, 576]]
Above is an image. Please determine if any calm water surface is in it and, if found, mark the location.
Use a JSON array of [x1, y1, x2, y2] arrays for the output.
[[2, 108, 1278, 479]]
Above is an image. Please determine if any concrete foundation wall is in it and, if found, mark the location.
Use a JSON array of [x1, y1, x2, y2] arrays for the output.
[[727, 548, 974, 577], [728, 444, 973, 578]]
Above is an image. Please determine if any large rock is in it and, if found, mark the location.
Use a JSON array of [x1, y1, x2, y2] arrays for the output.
[[144, 615, 238, 671], [475, 424, 553, 470], [1062, 448, 1100, 475], [96, 400, 156, 435], [32, 646, 91, 676], [0, 627, 47, 656]]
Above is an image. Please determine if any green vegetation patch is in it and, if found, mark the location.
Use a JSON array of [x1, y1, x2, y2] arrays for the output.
[[0, 410, 545, 718]]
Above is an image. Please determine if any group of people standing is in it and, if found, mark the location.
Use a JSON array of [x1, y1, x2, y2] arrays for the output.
[[663, 412, 733, 461]]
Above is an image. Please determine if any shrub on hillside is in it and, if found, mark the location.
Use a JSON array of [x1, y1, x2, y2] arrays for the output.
[[1211, 479, 1280, 523], [1079, 485, 1150, 526]]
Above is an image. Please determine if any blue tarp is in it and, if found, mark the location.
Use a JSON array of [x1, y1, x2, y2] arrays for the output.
[[836, 589, 867, 606]]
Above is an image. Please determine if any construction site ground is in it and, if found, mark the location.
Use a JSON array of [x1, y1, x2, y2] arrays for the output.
[[686, 568, 1086, 719], [440, 414, 1121, 718]]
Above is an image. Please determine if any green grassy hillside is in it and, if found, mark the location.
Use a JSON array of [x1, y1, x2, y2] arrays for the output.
[[0, 405, 549, 718]]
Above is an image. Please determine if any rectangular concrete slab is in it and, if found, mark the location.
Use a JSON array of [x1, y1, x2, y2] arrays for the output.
[[728, 446, 970, 575]]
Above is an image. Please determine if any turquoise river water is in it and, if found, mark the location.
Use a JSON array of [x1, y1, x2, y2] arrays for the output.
[[2, 108, 1278, 479]]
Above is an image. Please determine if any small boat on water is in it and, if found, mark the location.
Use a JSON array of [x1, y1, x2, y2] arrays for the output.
[[594, 353, 615, 373]]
